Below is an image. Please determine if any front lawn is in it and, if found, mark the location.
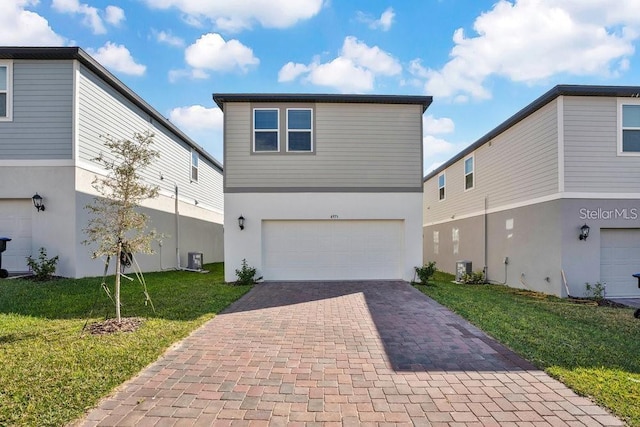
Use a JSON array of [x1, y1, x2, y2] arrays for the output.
[[416, 271, 640, 427], [0, 263, 251, 427]]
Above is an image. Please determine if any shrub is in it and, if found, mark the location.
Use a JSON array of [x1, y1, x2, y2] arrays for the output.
[[585, 281, 606, 302], [461, 271, 486, 285], [234, 259, 259, 286], [26, 247, 59, 281], [414, 262, 437, 285]]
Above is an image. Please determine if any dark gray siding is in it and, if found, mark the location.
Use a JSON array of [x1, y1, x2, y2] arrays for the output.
[[0, 60, 73, 159]]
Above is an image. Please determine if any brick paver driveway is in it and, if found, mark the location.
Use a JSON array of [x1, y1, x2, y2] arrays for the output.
[[78, 281, 624, 426]]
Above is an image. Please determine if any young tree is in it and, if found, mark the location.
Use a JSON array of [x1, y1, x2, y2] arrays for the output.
[[84, 131, 160, 322]]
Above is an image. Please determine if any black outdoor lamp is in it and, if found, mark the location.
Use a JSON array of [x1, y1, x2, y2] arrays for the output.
[[579, 223, 590, 241], [238, 215, 245, 230], [32, 193, 45, 212]]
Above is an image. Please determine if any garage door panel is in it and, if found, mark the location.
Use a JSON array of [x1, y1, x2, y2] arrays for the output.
[[0, 200, 32, 272], [600, 229, 640, 298], [262, 220, 403, 280]]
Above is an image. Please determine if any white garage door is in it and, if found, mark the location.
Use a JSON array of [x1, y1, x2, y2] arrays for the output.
[[0, 200, 32, 272], [262, 220, 403, 280], [600, 229, 640, 298]]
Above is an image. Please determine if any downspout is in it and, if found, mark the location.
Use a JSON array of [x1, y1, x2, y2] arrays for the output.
[[175, 184, 180, 269], [483, 196, 488, 281]]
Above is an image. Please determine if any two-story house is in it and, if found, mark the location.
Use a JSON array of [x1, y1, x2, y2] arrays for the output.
[[214, 94, 432, 282], [0, 47, 224, 278], [423, 85, 640, 299]]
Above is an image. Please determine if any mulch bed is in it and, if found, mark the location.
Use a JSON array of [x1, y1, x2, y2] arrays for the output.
[[86, 317, 144, 335]]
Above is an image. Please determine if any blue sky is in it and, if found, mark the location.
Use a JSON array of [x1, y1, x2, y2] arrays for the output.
[[3, 1, 640, 173]]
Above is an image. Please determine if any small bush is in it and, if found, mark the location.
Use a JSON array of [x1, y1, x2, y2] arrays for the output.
[[234, 259, 259, 286], [461, 271, 485, 285], [585, 281, 606, 302], [414, 262, 437, 285], [26, 247, 59, 281]]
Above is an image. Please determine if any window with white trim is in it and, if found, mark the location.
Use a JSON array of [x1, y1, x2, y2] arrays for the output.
[[0, 60, 12, 121], [464, 156, 474, 190], [191, 149, 199, 182], [621, 103, 640, 153], [254, 108, 279, 152], [287, 108, 312, 152], [438, 172, 445, 200]]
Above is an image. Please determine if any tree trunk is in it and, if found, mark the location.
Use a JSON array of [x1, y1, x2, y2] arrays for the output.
[[115, 241, 122, 323]]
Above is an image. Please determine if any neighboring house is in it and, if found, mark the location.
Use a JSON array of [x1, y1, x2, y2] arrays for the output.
[[423, 84, 640, 299], [0, 47, 224, 278], [214, 93, 432, 282]]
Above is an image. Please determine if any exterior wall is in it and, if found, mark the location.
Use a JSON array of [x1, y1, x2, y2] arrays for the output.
[[563, 96, 640, 193], [560, 198, 640, 297], [0, 166, 77, 276], [424, 99, 559, 224], [76, 63, 223, 212], [424, 200, 563, 296], [0, 60, 73, 159], [224, 102, 423, 191], [224, 192, 423, 282], [74, 167, 223, 278]]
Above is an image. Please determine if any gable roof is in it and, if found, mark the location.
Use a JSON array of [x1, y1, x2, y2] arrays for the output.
[[0, 46, 222, 172], [213, 93, 432, 112], [423, 84, 640, 182]]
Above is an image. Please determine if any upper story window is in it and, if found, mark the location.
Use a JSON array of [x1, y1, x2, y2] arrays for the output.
[[191, 149, 199, 182], [438, 172, 445, 200], [464, 156, 474, 190], [287, 108, 312, 152], [621, 103, 640, 153], [254, 108, 279, 152], [0, 60, 12, 121]]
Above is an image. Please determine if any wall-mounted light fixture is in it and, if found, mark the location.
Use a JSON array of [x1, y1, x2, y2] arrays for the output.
[[32, 193, 45, 212], [579, 223, 590, 241], [238, 215, 245, 230]]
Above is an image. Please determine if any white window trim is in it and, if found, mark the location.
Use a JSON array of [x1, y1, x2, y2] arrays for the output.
[[0, 60, 13, 122], [438, 172, 446, 201], [617, 98, 640, 157], [191, 149, 199, 182], [253, 108, 280, 153], [464, 155, 474, 191], [286, 108, 313, 152]]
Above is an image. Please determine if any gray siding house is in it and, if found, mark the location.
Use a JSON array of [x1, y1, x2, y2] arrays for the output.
[[0, 47, 224, 278], [424, 85, 640, 298], [214, 94, 431, 283]]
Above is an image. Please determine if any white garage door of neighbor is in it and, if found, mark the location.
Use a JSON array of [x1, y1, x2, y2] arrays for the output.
[[0, 200, 32, 272], [262, 220, 403, 280], [600, 229, 640, 298]]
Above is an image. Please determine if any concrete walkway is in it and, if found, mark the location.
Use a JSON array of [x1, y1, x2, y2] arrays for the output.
[[77, 281, 625, 426]]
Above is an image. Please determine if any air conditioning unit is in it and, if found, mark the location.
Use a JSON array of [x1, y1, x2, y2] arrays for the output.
[[187, 252, 203, 270], [455, 260, 472, 282]]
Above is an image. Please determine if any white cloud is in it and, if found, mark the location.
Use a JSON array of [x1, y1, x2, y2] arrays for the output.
[[424, 115, 455, 134], [413, 0, 640, 101], [423, 135, 467, 174], [278, 36, 401, 93], [0, 0, 65, 46], [142, 0, 323, 33], [87, 42, 146, 76], [52, 0, 124, 34], [169, 105, 223, 131], [152, 29, 185, 47], [357, 7, 395, 31], [104, 6, 125, 26], [184, 33, 259, 76]]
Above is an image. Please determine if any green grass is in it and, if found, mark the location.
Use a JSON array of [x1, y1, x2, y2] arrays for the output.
[[416, 271, 640, 426], [0, 263, 251, 427]]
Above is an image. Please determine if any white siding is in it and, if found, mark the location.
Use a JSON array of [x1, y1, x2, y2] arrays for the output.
[[76, 64, 223, 213], [563, 96, 640, 193], [224, 102, 423, 190], [0, 61, 73, 159], [425, 100, 559, 224]]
